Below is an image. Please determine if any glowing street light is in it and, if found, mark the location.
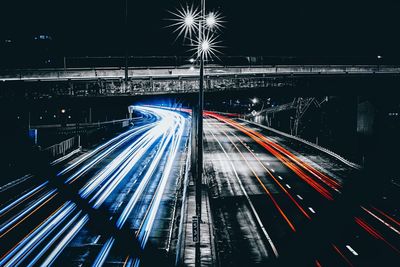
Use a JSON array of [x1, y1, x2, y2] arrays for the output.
[[169, 4, 225, 266], [201, 40, 209, 52], [206, 12, 216, 28], [185, 13, 194, 27], [205, 11, 223, 31], [192, 30, 222, 61], [168, 4, 200, 41]]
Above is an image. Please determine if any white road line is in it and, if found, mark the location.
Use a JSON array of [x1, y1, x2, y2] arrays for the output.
[[308, 207, 316, 214], [346, 245, 359, 256], [270, 168, 275, 173], [278, 175, 283, 180], [285, 184, 291, 189], [208, 127, 279, 258], [297, 195, 303, 200]]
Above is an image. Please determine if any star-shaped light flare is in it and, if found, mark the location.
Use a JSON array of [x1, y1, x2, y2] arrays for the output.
[[168, 5, 200, 42], [205, 11, 224, 31], [191, 31, 223, 61]]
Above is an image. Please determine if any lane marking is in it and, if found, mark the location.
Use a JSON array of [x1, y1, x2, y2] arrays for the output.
[[297, 195, 303, 200], [278, 175, 283, 180], [206, 125, 280, 257], [308, 207, 316, 214], [270, 168, 275, 173], [346, 245, 359, 256], [285, 184, 291, 189]]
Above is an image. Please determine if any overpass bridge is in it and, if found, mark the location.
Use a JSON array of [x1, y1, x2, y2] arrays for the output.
[[1, 65, 400, 97]]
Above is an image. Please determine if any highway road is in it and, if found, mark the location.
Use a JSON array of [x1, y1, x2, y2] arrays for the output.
[[0, 106, 189, 267], [203, 112, 399, 267], [0, 105, 398, 267]]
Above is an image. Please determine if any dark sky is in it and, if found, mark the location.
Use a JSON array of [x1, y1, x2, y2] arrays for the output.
[[1, 0, 400, 57]]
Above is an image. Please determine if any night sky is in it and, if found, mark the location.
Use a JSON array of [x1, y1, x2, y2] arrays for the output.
[[1, 0, 400, 57]]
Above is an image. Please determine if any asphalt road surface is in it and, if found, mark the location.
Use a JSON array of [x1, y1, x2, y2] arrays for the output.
[[0, 106, 189, 267], [203, 112, 399, 267]]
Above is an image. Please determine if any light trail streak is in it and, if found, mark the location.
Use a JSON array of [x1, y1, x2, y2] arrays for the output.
[[206, 112, 335, 200], [361, 206, 400, 235], [65, 124, 155, 184], [58, 121, 156, 177], [372, 206, 400, 228], [40, 215, 89, 266], [81, 125, 162, 202], [0, 189, 58, 239], [332, 244, 354, 267], [0, 202, 76, 266], [27, 211, 83, 267], [226, 124, 311, 220], [0, 106, 184, 266], [206, 125, 279, 258], [0, 182, 48, 219], [0, 121, 155, 248], [355, 217, 400, 254], [0, 204, 65, 262], [214, 124, 297, 232], [92, 238, 115, 267], [103, 107, 186, 267]]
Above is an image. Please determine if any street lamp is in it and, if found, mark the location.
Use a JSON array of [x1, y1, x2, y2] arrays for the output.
[[169, 2, 224, 266]]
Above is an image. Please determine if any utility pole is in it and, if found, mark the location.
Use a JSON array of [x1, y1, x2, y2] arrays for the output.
[[124, 0, 129, 84], [195, 1, 205, 266]]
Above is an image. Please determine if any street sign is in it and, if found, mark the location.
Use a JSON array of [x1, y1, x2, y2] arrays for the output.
[[192, 215, 200, 243]]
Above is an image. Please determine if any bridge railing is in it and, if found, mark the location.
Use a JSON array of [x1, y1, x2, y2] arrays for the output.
[[2, 65, 400, 82], [2, 55, 398, 70]]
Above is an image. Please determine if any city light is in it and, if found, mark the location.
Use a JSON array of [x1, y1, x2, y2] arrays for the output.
[[192, 31, 221, 60], [184, 14, 194, 27], [202, 40, 210, 52], [205, 11, 223, 31], [206, 13, 216, 28], [170, 4, 224, 59], [168, 5, 200, 41]]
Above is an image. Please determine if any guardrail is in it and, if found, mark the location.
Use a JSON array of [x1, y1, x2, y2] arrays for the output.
[[31, 118, 137, 129], [240, 119, 362, 170], [1, 65, 399, 82], [42, 135, 81, 159], [2, 55, 397, 70]]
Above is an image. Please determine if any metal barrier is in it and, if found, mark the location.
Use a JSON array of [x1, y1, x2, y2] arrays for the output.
[[42, 135, 80, 159]]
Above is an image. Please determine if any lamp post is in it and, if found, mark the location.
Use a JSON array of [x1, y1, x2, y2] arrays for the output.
[[169, 3, 223, 266], [124, 0, 129, 84]]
